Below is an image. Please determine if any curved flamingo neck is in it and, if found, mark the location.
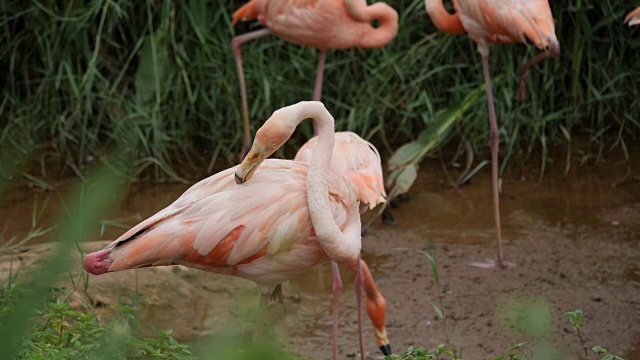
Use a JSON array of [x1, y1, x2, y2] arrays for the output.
[[424, 0, 465, 35], [347, 2, 398, 48], [290, 102, 360, 264]]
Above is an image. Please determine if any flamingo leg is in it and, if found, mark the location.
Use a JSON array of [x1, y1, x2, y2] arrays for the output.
[[312, 50, 327, 135], [481, 54, 506, 269], [355, 255, 365, 360], [252, 291, 271, 346], [518, 43, 560, 101], [330, 261, 342, 360], [232, 28, 272, 160]]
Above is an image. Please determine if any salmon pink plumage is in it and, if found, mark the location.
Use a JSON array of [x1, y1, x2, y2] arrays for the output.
[[425, 0, 559, 269], [231, 0, 398, 158]]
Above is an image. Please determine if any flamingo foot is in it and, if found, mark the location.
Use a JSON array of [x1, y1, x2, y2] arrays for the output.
[[83, 249, 112, 275], [381, 207, 397, 226], [469, 258, 515, 269]]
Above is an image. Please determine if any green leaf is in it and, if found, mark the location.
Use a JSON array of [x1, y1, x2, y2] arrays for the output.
[[388, 142, 424, 168], [416, 108, 460, 145], [592, 345, 607, 354], [385, 169, 402, 189], [601, 355, 624, 360], [563, 310, 583, 330], [431, 302, 444, 319], [507, 343, 526, 351], [392, 165, 418, 195], [388, 80, 486, 174]]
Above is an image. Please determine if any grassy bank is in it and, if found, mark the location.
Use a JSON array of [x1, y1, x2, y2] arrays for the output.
[[1, 0, 639, 181]]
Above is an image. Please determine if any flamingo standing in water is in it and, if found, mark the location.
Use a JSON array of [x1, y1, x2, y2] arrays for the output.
[[294, 131, 390, 355], [425, 0, 560, 269], [83, 102, 390, 359], [231, 0, 398, 157], [626, 7, 640, 26]]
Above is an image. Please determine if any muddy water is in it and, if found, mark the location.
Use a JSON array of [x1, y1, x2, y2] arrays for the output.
[[1, 157, 639, 359]]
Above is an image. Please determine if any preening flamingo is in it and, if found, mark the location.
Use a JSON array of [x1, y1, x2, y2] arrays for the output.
[[626, 7, 640, 26], [83, 102, 389, 359], [425, 0, 560, 269], [231, 0, 399, 157]]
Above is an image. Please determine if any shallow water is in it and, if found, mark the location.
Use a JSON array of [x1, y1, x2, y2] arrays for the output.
[[1, 156, 639, 358]]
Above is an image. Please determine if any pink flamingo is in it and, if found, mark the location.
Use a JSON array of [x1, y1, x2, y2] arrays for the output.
[[231, 0, 398, 157], [425, 0, 560, 268], [626, 7, 640, 26], [295, 131, 386, 213], [295, 131, 389, 354], [83, 102, 389, 359]]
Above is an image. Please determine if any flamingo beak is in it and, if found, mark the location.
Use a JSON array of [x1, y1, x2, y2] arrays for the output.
[[380, 344, 392, 356], [235, 148, 266, 184]]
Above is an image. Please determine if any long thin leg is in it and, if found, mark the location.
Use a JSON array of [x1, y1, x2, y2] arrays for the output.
[[482, 54, 505, 269], [311, 50, 327, 135], [232, 28, 272, 160], [358, 259, 391, 356], [354, 255, 365, 360], [518, 43, 560, 101], [252, 291, 271, 346], [330, 261, 342, 360]]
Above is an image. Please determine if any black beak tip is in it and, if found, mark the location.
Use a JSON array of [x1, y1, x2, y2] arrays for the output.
[[234, 173, 244, 185], [380, 344, 392, 356]]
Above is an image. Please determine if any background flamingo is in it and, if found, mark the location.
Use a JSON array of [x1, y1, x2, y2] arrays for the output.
[[425, 0, 560, 269], [84, 102, 389, 359], [626, 7, 640, 26], [231, 0, 398, 157]]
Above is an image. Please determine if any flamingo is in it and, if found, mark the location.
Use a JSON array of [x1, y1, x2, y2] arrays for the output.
[[83, 101, 390, 359], [294, 131, 390, 354], [231, 0, 399, 158], [294, 131, 386, 213], [425, 0, 560, 269], [626, 7, 640, 26]]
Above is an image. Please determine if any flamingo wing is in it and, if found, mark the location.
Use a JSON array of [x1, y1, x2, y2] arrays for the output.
[[231, 0, 386, 49], [456, 0, 556, 49], [295, 132, 386, 210], [626, 7, 640, 26], [232, 0, 319, 26], [101, 160, 357, 285]]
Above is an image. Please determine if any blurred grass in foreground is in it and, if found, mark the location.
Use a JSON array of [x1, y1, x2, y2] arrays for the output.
[[1, 0, 638, 182]]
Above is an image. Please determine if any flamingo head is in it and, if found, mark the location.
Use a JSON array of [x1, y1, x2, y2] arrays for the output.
[[235, 107, 299, 184]]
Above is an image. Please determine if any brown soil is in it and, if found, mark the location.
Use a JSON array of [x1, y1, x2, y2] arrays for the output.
[[1, 158, 639, 359]]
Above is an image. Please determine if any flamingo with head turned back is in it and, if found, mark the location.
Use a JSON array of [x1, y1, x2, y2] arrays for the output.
[[424, 0, 560, 269], [83, 101, 389, 359], [231, 0, 399, 158], [626, 7, 640, 26]]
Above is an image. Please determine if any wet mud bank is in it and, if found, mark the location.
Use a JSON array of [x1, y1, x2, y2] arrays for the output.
[[1, 159, 639, 359]]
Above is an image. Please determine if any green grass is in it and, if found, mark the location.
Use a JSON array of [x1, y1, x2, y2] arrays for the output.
[[1, 0, 639, 181]]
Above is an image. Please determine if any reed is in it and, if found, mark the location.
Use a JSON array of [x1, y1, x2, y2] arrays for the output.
[[1, 0, 638, 181]]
